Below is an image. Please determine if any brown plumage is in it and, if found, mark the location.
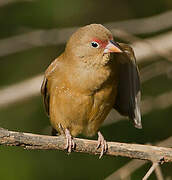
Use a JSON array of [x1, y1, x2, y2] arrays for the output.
[[41, 24, 141, 157]]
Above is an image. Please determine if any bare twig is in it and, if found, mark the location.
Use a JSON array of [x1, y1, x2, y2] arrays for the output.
[[140, 61, 171, 83], [105, 159, 145, 180], [106, 160, 145, 180], [0, 128, 172, 162], [142, 162, 159, 180], [0, 11, 172, 57], [0, 24, 172, 110], [154, 165, 164, 180], [113, 29, 172, 62], [132, 31, 172, 63], [1, 78, 172, 127], [1, 23, 172, 109], [0, 28, 76, 57], [0, 27, 172, 59], [166, 176, 172, 180], [0, 0, 171, 34], [105, 90, 172, 125], [0, 0, 34, 7], [106, 10, 172, 35], [105, 137, 172, 180], [0, 74, 43, 108], [1, 60, 172, 110]]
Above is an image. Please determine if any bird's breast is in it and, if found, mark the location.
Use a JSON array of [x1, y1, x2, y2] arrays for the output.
[[49, 60, 118, 137], [49, 79, 117, 137], [66, 64, 115, 95]]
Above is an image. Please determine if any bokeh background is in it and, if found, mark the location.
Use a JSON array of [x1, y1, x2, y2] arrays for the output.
[[0, 0, 172, 179]]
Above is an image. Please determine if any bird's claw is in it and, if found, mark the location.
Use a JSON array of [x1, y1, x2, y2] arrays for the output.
[[97, 131, 108, 159], [65, 129, 75, 153]]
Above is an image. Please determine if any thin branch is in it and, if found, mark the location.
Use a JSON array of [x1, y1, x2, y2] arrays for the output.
[[0, 28, 76, 57], [105, 137, 172, 180], [112, 29, 172, 62], [105, 90, 172, 126], [140, 61, 171, 83], [0, 0, 34, 7], [142, 163, 159, 180], [0, 29, 172, 109], [132, 31, 172, 63], [0, 11, 172, 57], [0, 74, 43, 108], [0, 28, 172, 109], [0, 128, 172, 162], [0, 26, 172, 58], [154, 165, 164, 180], [1, 77, 172, 127], [1, 60, 172, 110], [106, 10, 172, 35], [166, 176, 172, 180], [105, 159, 145, 180], [106, 160, 146, 180]]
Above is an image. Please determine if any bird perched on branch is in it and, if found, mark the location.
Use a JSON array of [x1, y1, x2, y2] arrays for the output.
[[41, 24, 141, 158]]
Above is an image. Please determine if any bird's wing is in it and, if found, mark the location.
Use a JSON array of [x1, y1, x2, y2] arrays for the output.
[[41, 58, 59, 116], [41, 76, 50, 116], [113, 43, 142, 129]]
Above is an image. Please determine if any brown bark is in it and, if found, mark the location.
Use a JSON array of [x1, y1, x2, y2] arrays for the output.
[[0, 127, 172, 163]]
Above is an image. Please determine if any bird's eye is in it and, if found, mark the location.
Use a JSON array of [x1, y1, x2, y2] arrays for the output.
[[91, 41, 99, 48]]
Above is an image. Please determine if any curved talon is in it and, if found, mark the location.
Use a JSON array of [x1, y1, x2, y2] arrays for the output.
[[65, 129, 75, 153], [97, 131, 108, 159]]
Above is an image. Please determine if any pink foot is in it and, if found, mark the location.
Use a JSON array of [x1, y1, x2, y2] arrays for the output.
[[65, 129, 75, 153], [97, 131, 108, 159]]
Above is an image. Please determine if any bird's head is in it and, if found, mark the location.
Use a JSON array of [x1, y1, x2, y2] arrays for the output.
[[65, 24, 122, 66]]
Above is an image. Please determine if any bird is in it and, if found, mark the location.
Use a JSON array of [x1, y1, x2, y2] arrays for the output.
[[41, 24, 141, 158]]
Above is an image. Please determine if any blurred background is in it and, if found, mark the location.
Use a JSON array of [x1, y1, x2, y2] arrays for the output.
[[0, 0, 172, 179]]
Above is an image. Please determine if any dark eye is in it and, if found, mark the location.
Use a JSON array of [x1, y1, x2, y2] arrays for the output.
[[91, 41, 99, 48]]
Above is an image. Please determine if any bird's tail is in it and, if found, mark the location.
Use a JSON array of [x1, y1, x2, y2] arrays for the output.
[[133, 91, 142, 129]]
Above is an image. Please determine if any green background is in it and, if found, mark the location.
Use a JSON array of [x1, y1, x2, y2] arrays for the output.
[[0, 0, 172, 179]]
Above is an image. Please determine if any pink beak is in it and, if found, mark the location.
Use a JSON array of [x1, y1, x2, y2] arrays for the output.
[[104, 40, 122, 54]]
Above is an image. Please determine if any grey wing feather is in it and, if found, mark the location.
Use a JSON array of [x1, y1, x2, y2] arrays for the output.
[[41, 77, 50, 116], [113, 43, 142, 129], [40, 57, 60, 117]]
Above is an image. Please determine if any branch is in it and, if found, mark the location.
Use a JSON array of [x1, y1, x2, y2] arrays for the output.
[[105, 137, 172, 180], [112, 29, 172, 62], [0, 24, 172, 58], [105, 90, 172, 126], [132, 31, 172, 62], [0, 74, 43, 108], [1, 61, 172, 110], [0, 28, 172, 109], [0, 0, 34, 7], [1, 78, 172, 126], [154, 165, 164, 180], [140, 61, 171, 83], [106, 10, 172, 35], [0, 128, 172, 162], [142, 163, 159, 180]]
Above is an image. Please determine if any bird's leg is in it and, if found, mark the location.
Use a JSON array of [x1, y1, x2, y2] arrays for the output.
[[65, 128, 75, 153], [97, 131, 108, 159]]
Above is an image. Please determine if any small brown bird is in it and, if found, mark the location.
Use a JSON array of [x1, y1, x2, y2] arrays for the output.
[[41, 24, 141, 158]]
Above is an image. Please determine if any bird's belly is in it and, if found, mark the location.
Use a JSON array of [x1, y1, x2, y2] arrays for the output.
[[50, 85, 116, 137], [83, 86, 117, 136]]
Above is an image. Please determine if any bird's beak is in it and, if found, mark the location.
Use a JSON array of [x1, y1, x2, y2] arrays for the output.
[[104, 40, 122, 54]]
